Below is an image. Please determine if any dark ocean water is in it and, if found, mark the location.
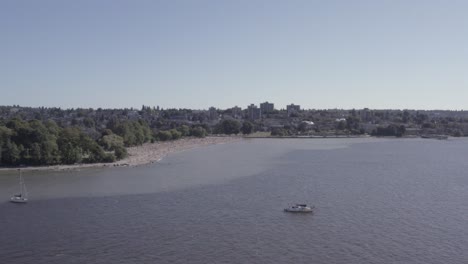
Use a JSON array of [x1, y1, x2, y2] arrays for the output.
[[1, 138, 468, 264]]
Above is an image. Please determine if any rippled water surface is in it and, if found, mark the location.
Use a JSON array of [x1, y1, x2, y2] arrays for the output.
[[1, 138, 468, 264]]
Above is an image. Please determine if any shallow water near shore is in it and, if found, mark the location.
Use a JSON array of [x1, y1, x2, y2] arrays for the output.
[[1, 138, 468, 263]]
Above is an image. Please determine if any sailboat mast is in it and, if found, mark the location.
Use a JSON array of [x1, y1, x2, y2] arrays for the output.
[[22, 171, 28, 198], [10, 169, 28, 203], [18, 169, 24, 196]]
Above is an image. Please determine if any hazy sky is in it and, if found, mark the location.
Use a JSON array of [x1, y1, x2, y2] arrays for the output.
[[1, 0, 467, 110]]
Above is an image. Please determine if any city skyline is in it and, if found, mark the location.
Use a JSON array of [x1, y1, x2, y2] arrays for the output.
[[3, 101, 468, 112], [2, 0, 468, 110]]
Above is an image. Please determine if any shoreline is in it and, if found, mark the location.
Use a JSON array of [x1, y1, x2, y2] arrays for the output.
[[0, 135, 453, 172], [0, 136, 242, 172]]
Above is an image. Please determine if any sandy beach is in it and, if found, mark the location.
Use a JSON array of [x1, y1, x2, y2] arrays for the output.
[[0, 136, 242, 172], [120, 136, 242, 167]]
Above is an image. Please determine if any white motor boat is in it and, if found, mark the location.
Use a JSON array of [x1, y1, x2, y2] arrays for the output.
[[10, 170, 28, 203], [284, 204, 313, 213]]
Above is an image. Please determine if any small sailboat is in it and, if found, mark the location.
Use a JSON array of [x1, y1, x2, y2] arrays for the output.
[[10, 169, 28, 203], [284, 204, 314, 213]]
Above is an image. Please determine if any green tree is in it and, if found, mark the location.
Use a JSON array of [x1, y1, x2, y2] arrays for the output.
[[30, 143, 42, 165], [57, 127, 92, 164], [78, 133, 107, 163], [178, 125, 190, 137], [371, 125, 406, 137], [102, 153, 116, 163], [0, 126, 11, 164], [0, 126, 13, 143], [114, 121, 136, 146], [396, 125, 406, 137], [58, 127, 82, 148], [346, 116, 361, 130], [100, 134, 125, 151], [190, 127, 206, 138], [112, 120, 151, 146], [60, 142, 82, 164], [114, 145, 128, 159], [217, 120, 241, 135], [41, 139, 60, 164], [170, 129, 182, 140], [44, 119, 61, 137], [157, 131, 173, 141], [102, 129, 113, 136], [271, 128, 288, 136], [8, 119, 34, 146], [140, 120, 152, 142], [83, 117, 95, 128], [2, 140, 20, 165], [298, 122, 308, 133], [453, 130, 463, 137], [132, 122, 145, 145], [241, 121, 254, 135], [337, 121, 346, 130]]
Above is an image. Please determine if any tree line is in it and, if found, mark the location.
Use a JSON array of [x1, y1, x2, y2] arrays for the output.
[[0, 118, 209, 167]]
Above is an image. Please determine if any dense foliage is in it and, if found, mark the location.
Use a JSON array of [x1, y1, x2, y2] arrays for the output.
[[154, 126, 207, 141], [0, 118, 154, 166], [371, 125, 406, 137], [241, 121, 254, 135], [1, 105, 466, 167], [214, 120, 241, 135], [107, 119, 152, 146]]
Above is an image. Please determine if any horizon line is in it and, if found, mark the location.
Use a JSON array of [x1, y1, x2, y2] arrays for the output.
[[1, 104, 467, 112]]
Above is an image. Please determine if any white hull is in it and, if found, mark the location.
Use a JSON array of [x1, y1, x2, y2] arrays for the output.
[[284, 208, 313, 213], [284, 204, 314, 213], [10, 197, 28, 203]]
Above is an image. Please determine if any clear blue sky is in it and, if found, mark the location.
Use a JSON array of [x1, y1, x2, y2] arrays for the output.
[[1, 0, 467, 110]]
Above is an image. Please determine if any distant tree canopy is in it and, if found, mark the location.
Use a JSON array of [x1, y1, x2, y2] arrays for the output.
[[153, 126, 207, 141], [371, 125, 406, 137], [155, 131, 173, 141], [298, 122, 308, 133], [241, 121, 254, 135], [2, 105, 467, 141], [190, 126, 207, 138], [99, 134, 127, 160], [107, 119, 151, 146], [215, 120, 241, 135], [336, 121, 346, 130], [100, 134, 125, 151], [4, 105, 466, 166], [177, 125, 190, 137], [271, 128, 289, 137], [0, 118, 151, 166]]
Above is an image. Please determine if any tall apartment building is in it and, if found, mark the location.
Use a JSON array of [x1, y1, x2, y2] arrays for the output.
[[208, 107, 218, 120], [260, 102, 274, 114], [286, 104, 301, 115], [247, 104, 261, 120], [231, 106, 242, 119]]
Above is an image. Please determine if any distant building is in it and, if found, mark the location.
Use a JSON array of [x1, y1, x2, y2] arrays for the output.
[[247, 104, 261, 120], [360, 108, 373, 122], [286, 104, 300, 115], [209, 107, 218, 120], [231, 106, 242, 119], [260, 102, 274, 114]]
